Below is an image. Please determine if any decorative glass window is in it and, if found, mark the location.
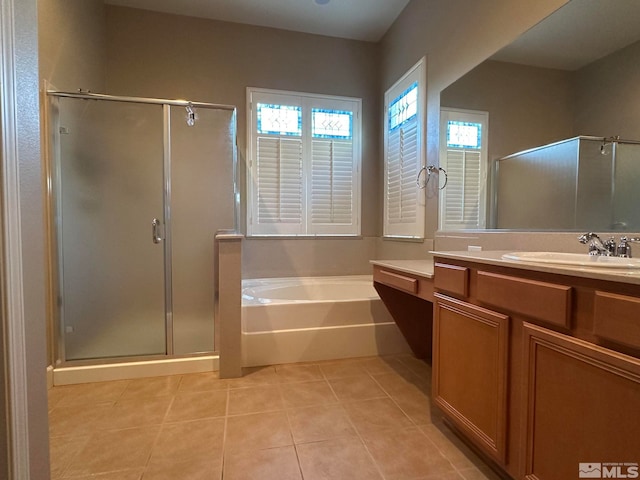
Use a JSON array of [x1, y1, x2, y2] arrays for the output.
[[447, 120, 482, 149], [257, 103, 302, 136], [312, 109, 352, 139], [248, 88, 362, 237], [388, 82, 418, 131]]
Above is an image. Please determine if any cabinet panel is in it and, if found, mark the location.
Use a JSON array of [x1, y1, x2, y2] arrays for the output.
[[434, 263, 469, 297], [522, 323, 640, 480], [594, 291, 640, 350], [375, 269, 418, 294], [477, 271, 571, 328], [433, 294, 509, 464]]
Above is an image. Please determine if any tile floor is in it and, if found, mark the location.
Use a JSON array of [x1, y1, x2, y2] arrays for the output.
[[48, 354, 502, 479]]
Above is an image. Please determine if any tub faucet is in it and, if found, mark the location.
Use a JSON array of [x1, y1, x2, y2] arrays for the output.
[[578, 233, 616, 256]]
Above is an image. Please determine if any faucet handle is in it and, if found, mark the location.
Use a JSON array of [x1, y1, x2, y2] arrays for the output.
[[603, 237, 617, 255], [616, 237, 640, 258], [617, 237, 629, 257]]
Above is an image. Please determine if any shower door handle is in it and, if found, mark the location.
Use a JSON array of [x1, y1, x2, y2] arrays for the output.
[[151, 218, 163, 244]]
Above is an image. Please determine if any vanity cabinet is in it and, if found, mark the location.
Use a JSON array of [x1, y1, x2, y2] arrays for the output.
[[372, 264, 434, 359], [433, 294, 509, 464], [432, 257, 640, 480], [521, 322, 640, 480]]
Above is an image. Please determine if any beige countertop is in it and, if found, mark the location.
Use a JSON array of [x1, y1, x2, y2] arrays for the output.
[[370, 259, 435, 278], [431, 250, 640, 286]]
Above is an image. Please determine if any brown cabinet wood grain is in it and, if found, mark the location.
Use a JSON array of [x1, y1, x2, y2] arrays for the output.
[[433, 293, 509, 464], [375, 269, 418, 294], [521, 322, 640, 480], [476, 271, 572, 329], [593, 291, 640, 350], [434, 263, 469, 297]]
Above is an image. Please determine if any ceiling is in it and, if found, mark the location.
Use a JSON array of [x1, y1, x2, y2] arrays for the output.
[[491, 0, 640, 71], [104, 0, 411, 42]]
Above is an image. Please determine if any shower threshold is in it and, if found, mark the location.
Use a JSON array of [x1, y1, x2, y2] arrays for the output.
[[50, 354, 219, 386]]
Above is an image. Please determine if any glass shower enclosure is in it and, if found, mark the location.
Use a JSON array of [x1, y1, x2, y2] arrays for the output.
[[46, 91, 238, 363]]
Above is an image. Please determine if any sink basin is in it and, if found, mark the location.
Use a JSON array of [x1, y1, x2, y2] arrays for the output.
[[501, 252, 640, 269]]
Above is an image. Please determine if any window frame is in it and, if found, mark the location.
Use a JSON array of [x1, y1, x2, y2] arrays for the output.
[[246, 87, 362, 237], [383, 57, 427, 240]]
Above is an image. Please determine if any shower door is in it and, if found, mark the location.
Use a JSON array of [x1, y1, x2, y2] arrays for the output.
[[57, 97, 167, 360]]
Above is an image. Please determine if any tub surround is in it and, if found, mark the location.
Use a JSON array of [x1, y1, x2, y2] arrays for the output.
[[241, 275, 411, 367], [216, 233, 243, 379]]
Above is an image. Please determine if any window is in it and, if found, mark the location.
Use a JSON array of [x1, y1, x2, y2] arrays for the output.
[[247, 88, 361, 236], [383, 57, 426, 239], [439, 108, 489, 230]]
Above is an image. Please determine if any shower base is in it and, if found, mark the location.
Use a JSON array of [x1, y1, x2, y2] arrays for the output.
[[50, 355, 219, 386]]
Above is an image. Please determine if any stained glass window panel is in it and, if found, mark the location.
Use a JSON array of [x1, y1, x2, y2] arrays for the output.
[[447, 121, 482, 149], [312, 109, 353, 139], [389, 82, 418, 130], [257, 103, 302, 136]]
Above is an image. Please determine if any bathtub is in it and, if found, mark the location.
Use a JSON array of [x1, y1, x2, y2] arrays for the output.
[[241, 275, 411, 366]]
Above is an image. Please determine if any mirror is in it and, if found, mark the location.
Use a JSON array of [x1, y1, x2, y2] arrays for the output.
[[440, 0, 640, 232]]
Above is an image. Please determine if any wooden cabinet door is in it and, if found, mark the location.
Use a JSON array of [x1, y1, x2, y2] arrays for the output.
[[521, 323, 640, 480], [433, 294, 509, 464]]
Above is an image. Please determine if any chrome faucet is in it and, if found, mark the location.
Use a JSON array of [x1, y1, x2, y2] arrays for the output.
[[577, 233, 617, 256]]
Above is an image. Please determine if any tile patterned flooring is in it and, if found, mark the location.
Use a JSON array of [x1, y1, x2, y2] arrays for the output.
[[48, 355, 502, 479]]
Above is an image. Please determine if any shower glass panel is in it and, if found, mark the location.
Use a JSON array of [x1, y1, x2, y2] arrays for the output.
[[57, 98, 167, 360], [613, 142, 640, 230], [170, 106, 236, 354]]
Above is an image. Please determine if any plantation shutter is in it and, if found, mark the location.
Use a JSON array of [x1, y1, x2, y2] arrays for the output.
[[255, 137, 304, 234], [383, 57, 426, 239], [310, 138, 356, 234], [386, 117, 419, 227], [441, 149, 483, 229], [439, 108, 488, 230], [247, 88, 361, 236]]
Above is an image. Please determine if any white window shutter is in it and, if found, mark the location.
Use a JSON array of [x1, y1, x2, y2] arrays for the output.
[[247, 88, 361, 237], [386, 119, 418, 226], [310, 139, 356, 234], [441, 149, 483, 229], [254, 136, 304, 234]]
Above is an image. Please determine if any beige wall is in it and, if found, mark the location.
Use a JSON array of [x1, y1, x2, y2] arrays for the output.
[[574, 39, 640, 140], [378, 0, 569, 259], [38, 0, 106, 91], [441, 60, 574, 160], [105, 6, 381, 277]]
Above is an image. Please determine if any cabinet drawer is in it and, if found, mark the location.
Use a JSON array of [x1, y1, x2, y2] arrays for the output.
[[374, 268, 418, 295], [434, 263, 469, 297], [477, 271, 571, 328], [594, 291, 640, 350]]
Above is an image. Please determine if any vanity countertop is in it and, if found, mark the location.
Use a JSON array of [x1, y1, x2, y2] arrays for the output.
[[370, 259, 435, 278], [431, 250, 640, 286]]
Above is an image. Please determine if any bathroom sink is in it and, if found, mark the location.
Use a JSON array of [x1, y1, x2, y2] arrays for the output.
[[501, 252, 640, 269]]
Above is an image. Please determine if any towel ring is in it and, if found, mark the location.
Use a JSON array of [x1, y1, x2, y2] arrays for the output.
[[417, 165, 447, 190]]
